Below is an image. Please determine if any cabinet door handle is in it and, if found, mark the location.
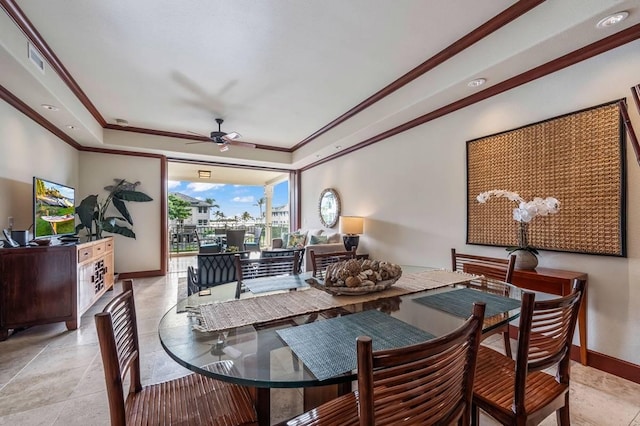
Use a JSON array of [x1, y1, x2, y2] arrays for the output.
[[91, 275, 95, 283]]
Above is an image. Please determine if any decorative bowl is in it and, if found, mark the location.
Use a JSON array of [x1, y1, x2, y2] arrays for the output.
[[32, 239, 52, 246], [305, 277, 400, 296]]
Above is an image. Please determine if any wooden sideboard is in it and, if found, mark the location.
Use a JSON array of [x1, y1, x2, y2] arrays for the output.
[[0, 237, 114, 340]]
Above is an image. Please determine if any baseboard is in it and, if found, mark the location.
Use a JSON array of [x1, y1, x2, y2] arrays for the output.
[[509, 325, 640, 384], [118, 269, 164, 279]]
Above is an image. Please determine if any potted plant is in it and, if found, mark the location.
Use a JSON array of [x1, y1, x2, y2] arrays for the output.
[[75, 179, 153, 240]]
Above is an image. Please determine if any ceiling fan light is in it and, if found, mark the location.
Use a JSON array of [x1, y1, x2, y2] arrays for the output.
[[219, 144, 230, 152], [225, 132, 241, 140]]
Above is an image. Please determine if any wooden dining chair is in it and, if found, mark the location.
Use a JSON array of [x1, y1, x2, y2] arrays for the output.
[[95, 279, 258, 426], [286, 302, 486, 426], [234, 251, 300, 299], [309, 247, 357, 280], [471, 279, 586, 426], [261, 247, 306, 274], [451, 248, 516, 358]]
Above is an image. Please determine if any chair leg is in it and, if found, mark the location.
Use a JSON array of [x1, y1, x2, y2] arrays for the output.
[[557, 394, 570, 425], [502, 331, 513, 358], [471, 403, 479, 426]]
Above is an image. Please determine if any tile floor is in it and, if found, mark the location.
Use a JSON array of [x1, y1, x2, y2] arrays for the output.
[[0, 255, 639, 425]]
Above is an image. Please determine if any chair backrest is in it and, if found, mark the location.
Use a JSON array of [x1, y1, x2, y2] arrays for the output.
[[252, 227, 263, 242], [189, 252, 249, 294], [451, 248, 515, 283], [95, 279, 141, 425], [234, 252, 300, 298], [226, 229, 246, 251], [357, 302, 486, 425], [309, 248, 356, 279], [261, 248, 305, 273], [513, 279, 585, 414]]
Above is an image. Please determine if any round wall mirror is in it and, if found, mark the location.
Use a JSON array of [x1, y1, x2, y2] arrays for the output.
[[318, 188, 341, 228]]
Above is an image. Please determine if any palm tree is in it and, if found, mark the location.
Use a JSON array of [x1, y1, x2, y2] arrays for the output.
[[254, 197, 266, 220], [241, 211, 252, 222], [205, 197, 220, 209], [214, 210, 225, 221]]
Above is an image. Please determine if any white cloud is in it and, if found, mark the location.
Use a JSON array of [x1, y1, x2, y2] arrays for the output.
[[167, 180, 181, 189], [232, 196, 254, 203], [187, 182, 225, 192]]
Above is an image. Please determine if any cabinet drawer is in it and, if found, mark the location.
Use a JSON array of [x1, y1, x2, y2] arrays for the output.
[[77, 246, 93, 263], [105, 239, 114, 252], [93, 241, 106, 257]]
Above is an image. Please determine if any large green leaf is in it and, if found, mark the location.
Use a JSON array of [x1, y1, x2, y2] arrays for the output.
[[114, 190, 153, 202], [111, 197, 133, 225], [75, 195, 98, 231], [102, 220, 136, 238]]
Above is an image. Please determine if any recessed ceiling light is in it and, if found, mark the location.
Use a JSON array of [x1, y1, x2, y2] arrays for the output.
[[596, 11, 628, 29], [66, 125, 78, 130], [467, 78, 486, 88], [198, 170, 211, 179], [41, 104, 59, 111], [335, 145, 342, 150], [115, 118, 129, 127]]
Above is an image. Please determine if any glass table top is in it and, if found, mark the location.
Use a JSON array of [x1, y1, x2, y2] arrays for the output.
[[158, 265, 525, 389]]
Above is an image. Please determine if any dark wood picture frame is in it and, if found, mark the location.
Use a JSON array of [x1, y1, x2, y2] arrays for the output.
[[466, 100, 626, 257]]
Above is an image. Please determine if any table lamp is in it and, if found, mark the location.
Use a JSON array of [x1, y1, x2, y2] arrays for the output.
[[339, 216, 364, 252]]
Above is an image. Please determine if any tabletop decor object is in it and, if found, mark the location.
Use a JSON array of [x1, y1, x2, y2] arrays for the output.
[[477, 189, 560, 270], [339, 216, 364, 252], [307, 258, 402, 295]]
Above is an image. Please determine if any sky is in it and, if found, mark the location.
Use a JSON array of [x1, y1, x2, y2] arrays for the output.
[[168, 180, 288, 219]]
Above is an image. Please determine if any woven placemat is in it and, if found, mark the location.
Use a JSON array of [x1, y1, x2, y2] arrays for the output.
[[244, 274, 310, 294], [276, 310, 434, 381], [413, 288, 521, 318], [190, 269, 476, 332]]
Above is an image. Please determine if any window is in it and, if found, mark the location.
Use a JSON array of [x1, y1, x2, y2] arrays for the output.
[[198, 219, 208, 226], [198, 206, 208, 214]]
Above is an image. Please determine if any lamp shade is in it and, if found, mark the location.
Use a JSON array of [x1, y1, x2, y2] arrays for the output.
[[339, 216, 364, 235]]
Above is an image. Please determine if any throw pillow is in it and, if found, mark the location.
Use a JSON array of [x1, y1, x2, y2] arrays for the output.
[[325, 232, 341, 243], [309, 234, 328, 245], [280, 233, 289, 247], [287, 233, 306, 248]]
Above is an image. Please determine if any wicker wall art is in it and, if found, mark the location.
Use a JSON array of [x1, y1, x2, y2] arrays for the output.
[[466, 100, 626, 256]]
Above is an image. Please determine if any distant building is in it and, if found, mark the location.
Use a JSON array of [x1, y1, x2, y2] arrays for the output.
[[271, 204, 289, 226], [169, 192, 213, 226]]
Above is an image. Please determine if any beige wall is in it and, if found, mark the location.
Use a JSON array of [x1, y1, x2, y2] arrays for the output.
[[301, 40, 640, 365], [79, 151, 162, 274], [0, 100, 163, 275], [0, 100, 79, 232]]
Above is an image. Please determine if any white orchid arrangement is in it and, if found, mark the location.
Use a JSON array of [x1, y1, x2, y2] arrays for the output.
[[476, 189, 560, 255]]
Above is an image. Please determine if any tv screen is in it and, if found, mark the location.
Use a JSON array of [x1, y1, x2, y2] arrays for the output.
[[33, 177, 76, 238]]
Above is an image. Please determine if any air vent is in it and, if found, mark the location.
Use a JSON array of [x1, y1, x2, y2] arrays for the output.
[[28, 42, 45, 74]]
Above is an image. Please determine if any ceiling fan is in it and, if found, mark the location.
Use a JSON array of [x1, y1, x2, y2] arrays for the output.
[[187, 118, 256, 152]]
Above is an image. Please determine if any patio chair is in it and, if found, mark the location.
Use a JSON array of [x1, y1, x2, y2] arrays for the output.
[[309, 247, 356, 280], [193, 229, 221, 253], [234, 251, 300, 299], [472, 279, 586, 425], [286, 302, 486, 425], [244, 227, 263, 252], [452, 248, 516, 358], [225, 229, 246, 251], [187, 251, 249, 296], [95, 279, 257, 426]]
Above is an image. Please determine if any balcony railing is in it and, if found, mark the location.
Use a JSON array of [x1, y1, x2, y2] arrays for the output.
[[169, 223, 290, 253]]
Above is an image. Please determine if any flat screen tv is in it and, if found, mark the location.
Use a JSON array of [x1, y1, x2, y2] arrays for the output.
[[33, 177, 76, 238]]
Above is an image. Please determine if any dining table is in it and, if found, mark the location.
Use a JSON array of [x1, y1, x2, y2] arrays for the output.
[[159, 265, 528, 425]]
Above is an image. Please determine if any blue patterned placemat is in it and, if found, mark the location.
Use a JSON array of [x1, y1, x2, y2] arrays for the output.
[[413, 288, 520, 318], [276, 310, 434, 381], [245, 273, 310, 294]]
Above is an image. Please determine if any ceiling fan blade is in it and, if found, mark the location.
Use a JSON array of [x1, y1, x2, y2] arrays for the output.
[[223, 132, 241, 140], [186, 130, 208, 137], [186, 140, 209, 145], [229, 140, 256, 149]]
